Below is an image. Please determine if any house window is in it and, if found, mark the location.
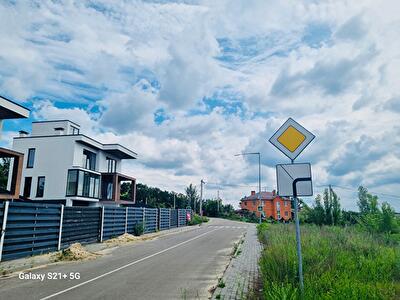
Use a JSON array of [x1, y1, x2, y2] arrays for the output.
[[66, 170, 100, 198], [27, 148, 35, 168], [36, 176, 45, 197], [66, 170, 78, 196], [244, 202, 247, 206], [285, 211, 289, 217], [83, 149, 96, 171], [277, 212, 281, 219], [276, 201, 280, 211], [284, 200, 288, 207], [70, 126, 79, 135], [107, 157, 117, 173], [23, 177, 32, 198]]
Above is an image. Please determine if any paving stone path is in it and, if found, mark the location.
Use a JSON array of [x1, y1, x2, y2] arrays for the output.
[[212, 224, 262, 300]]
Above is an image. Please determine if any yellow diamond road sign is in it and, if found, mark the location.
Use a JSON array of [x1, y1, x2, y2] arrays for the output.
[[269, 118, 315, 161]]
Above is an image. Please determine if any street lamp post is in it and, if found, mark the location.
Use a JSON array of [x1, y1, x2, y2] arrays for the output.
[[234, 152, 262, 224]]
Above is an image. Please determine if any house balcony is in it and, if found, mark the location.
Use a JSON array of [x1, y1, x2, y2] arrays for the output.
[[100, 172, 136, 203], [0, 147, 24, 200]]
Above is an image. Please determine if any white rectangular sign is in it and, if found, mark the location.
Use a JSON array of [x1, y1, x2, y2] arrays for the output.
[[276, 163, 313, 197]]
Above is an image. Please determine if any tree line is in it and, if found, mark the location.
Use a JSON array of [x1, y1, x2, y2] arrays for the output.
[[301, 186, 399, 234]]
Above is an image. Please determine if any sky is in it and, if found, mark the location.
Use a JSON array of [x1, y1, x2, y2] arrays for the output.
[[0, 0, 399, 211]]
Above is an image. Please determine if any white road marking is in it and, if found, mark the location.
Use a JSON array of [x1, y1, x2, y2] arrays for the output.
[[40, 228, 220, 300]]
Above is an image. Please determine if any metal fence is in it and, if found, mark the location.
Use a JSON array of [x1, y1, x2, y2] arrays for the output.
[[127, 207, 144, 233], [0, 202, 192, 261], [144, 208, 158, 233], [102, 207, 126, 241], [170, 209, 178, 228], [159, 208, 170, 231], [0, 202, 61, 261], [178, 209, 187, 227], [61, 207, 101, 248]]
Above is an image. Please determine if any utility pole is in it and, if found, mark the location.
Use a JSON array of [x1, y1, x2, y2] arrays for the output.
[[200, 179, 204, 216]]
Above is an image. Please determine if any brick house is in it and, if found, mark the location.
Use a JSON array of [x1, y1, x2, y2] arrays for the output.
[[239, 190, 291, 221]]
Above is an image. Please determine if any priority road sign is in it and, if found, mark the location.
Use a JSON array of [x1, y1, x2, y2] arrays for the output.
[[276, 163, 313, 197], [269, 118, 315, 161]]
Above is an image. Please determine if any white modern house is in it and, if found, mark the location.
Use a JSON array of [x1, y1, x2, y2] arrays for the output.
[[12, 120, 137, 206]]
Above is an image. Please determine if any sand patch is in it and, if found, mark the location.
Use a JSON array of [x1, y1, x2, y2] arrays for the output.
[[105, 233, 139, 246], [54, 243, 100, 261]]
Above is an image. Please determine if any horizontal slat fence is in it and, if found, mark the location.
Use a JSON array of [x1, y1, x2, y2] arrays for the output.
[[178, 209, 187, 227], [103, 207, 126, 241], [127, 207, 144, 233], [2, 202, 61, 261], [61, 207, 101, 248], [159, 208, 170, 231], [144, 208, 158, 233], [170, 209, 178, 228], [0, 202, 192, 261]]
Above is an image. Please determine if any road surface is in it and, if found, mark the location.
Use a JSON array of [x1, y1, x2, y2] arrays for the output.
[[0, 218, 251, 300]]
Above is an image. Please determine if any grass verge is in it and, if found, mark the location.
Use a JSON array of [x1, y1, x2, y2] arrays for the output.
[[258, 223, 400, 299]]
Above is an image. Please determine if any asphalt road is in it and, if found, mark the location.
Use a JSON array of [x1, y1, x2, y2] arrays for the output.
[[0, 218, 250, 300]]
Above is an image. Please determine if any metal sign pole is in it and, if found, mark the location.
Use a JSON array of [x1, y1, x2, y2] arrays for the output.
[[292, 177, 311, 294]]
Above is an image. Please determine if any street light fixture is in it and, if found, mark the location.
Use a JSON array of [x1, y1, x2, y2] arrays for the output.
[[234, 152, 262, 224]]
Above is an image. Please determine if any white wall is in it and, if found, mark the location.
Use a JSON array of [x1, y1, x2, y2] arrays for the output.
[[13, 135, 76, 200], [32, 121, 80, 136]]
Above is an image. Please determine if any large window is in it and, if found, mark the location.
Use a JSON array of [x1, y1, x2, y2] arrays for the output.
[[106, 157, 117, 173], [27, 148, 35, 168], [66, 169, 100, 198], [36, 176, 45, 197], [83, 149, 96, 171], [276, 201, 280, 211]]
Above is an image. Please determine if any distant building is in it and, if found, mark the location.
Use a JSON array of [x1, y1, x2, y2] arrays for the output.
[[0, 95, 30, 200], [12, 120, 137, 206], [239, 190, 291, 221]]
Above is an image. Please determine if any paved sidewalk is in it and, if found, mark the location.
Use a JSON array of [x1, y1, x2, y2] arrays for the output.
[[212, 224, 262, 300]]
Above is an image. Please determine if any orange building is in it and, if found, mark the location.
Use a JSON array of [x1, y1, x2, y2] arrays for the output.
[[240, 190, 292, 221]]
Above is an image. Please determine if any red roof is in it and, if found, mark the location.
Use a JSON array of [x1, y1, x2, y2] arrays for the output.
[[241, 191, 277, 201]]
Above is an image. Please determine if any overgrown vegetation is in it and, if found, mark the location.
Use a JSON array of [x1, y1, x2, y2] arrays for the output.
[[257, 186, 400, 299], [301, 186, 399, 237], [258, 224, 400, 299], [188, 214, 209, 225]]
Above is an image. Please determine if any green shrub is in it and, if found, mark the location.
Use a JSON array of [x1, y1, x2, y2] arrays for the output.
[[258, 224, 400, 300], [188, 214, 209, 225], [133, 222, 144, 236]]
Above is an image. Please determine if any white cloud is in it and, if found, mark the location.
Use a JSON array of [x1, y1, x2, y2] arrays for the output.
[[0, 0, 399, 210]]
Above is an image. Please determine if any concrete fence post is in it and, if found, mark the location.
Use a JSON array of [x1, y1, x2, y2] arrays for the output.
[[100, 206, 105, 242], [0, 201, 10, 262], [57, 204, 64, 251], [177, 209, 180, 228], [125, 207, 128, 234]]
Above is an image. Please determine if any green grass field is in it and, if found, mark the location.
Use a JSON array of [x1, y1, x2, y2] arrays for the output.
[[257, 223, 400, 299]]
